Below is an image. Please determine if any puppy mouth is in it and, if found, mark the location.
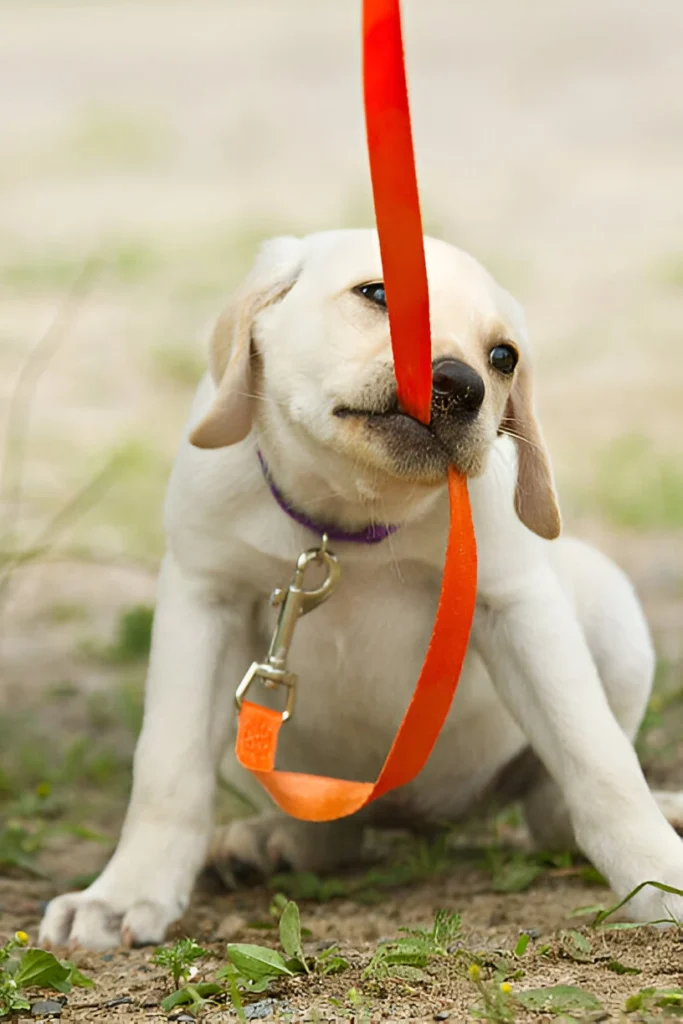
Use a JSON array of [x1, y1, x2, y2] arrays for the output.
[[335, 400, 437, 441], [334, 399, 459, 479]]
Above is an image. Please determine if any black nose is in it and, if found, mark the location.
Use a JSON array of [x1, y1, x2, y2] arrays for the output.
[[431, 358, 485, 417]]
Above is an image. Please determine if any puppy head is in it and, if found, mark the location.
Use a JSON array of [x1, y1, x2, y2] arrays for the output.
[[190, 230, 560, 540]]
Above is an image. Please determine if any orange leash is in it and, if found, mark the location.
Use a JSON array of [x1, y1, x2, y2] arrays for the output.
[[236, 469, 476, 822], [234, 0, 478, 822], [363, 0, 432, 425]]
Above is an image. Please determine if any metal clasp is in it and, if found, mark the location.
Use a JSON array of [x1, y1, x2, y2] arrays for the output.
[[235, 536, 340, 722]]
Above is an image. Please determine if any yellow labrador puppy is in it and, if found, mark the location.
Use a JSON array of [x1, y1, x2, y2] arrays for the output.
[[41, 230, 683, 950]]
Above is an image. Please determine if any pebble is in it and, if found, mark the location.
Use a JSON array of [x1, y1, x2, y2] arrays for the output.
[[244, 999, 277, 1019], [308, 939, 337, 952], [31, 1000, 63, 1017], [167, 1014, 196, 1023], [434, 1013, 451, 1022], [215, 912, 247, 941], [105, 996, 134, 1007]]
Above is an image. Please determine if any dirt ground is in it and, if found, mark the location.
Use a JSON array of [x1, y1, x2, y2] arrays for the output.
[[3, 852, 683, 1023], [1, 1, 683, 1021]]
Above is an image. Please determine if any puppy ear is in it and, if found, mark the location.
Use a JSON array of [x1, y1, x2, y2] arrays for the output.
[[190, 237, 303, 449], [503, 361, 561, 540]]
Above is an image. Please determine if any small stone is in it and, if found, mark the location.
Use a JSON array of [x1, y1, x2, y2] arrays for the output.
[[31, 1000, 63, 1017], [522, 927, 540, 939], [309, 939, 337, 952], [215, 912, 246, 940], [244, 999, 277, 1020], [434, 1013, 450, 1022], [168, 1014, 196, 1023], [106, 996, 133, 1007]]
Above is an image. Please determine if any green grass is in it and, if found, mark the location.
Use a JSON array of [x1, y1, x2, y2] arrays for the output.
[[0, 239, 161, 293], [149, 341, 205, 389], [636, 659, 683, 770], [108, 604, 154, 662], [580, 434, 683, 529], [0, 666, 145, 873], [70, 439, 170, 562]]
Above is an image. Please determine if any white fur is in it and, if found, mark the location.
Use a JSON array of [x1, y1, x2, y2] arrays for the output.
[[40, 230, 683, 949]]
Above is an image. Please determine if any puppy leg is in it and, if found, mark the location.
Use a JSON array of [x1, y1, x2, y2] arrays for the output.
[[524, 541, 655, 849], [40, 556, 248, 950], [209, 813, 365, 885], [474, 565, 683, 924]]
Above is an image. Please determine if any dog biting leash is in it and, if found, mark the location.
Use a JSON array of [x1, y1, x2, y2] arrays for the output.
[[234, 0, 478, 822]]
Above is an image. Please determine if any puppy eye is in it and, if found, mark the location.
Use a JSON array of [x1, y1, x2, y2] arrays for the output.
[[355, 282, 387, 308], [489, 344, 518, 375]]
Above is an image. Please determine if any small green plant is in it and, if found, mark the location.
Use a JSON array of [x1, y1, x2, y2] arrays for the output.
[[0, 932, 92, 1018], [467, 964, 517, 1023], [152, 937, 209, 990], [482, 847, 543, 893], [152, 938, 223, 1015], [270, 833, 457, 905], [109, 605, 154, 662], [152, 938, 222, 1015], [155, 901, 347, 1022], [607, 958, 641, 975], [330, 987, 372, 1024], [161, 981, 223, 1017], [347, 986, 372, 1023], [482, 846, 576, 894], [516, 984, 601, 1015], [465, 949, 526, 986], [625, 986, 683, 1014], [0, 821, 46, 876], [559, 929, 593, 963], [364, 909, 462, 982], [269, 870, 350, 903], [221, 897, 347, 986], [592, 879, 683, 928]]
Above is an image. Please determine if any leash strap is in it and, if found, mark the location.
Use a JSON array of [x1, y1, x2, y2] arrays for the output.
[[363, 0, 432, 425], [235, 0, 478, 822], [236, 468, 476, 821]]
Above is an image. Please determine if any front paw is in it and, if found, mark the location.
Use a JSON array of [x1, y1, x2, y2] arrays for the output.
[[40, 890, 181, 951]]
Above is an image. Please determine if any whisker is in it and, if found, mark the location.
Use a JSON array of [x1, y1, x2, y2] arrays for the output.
[[498, 428, 543, 453], [231, 389, 290, 409]]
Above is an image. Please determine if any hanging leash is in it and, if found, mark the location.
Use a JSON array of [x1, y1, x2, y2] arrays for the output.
[[234, 0, 477, 822]]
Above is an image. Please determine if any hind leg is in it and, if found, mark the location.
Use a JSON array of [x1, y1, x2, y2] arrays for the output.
[[207, 812, 365, 885], [523, 538, 656, 850]]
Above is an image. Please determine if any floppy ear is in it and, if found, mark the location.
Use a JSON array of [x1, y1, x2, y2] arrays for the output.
[[503, 361, 561, 540], [190, 237, 303, 449]]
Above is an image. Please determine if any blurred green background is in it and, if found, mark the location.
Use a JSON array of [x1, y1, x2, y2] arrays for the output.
[[0, 1, 681, 873]]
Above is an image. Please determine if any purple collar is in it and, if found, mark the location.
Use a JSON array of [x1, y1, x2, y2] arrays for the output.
[[257, 449, 399, 545]]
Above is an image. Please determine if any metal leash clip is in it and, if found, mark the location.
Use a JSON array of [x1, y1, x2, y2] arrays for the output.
[[235, 536, 341, 722]]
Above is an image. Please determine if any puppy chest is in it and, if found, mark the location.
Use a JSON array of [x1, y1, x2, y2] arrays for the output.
[[252, 564, 440, 779]]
